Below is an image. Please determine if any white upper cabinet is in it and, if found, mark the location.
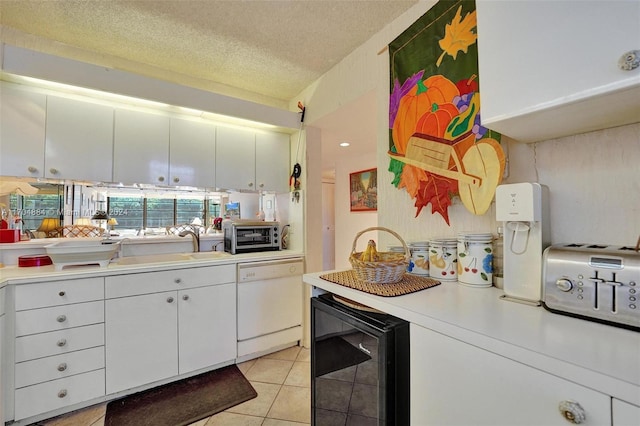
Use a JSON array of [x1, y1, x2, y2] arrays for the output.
[[0, 83, 46, 177], [45, 96, 114, 181], [216, 127, 291, 192], [215, 126, 256, 191], [169, 117, 216, 188], [256, 131, 290, 193], [113, 109, 170, 185], [476, 0, 640, 143]]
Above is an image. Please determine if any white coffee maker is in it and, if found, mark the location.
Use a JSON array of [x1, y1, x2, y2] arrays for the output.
[[495, 183, 550, 305]]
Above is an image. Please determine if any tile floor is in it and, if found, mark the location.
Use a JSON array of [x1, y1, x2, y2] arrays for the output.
[[38, 346, 311, 426]]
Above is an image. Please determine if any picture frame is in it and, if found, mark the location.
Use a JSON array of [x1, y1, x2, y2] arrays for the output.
[[349, 168, 377, 212]]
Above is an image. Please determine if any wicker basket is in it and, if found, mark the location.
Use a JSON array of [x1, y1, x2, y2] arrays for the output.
[[349, 227, 410, 284]]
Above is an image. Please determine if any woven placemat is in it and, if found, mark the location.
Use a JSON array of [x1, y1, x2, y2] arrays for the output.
[[319, 270, 440, 297]]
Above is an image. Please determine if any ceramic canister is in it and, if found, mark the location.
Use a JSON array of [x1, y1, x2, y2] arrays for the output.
[[408, 242, 429, 276], [457, 233, 494, 287], [429, 238, 458, 281]]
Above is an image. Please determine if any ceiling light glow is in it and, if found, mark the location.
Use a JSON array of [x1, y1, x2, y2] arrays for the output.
[[339, 142, 350, 147]]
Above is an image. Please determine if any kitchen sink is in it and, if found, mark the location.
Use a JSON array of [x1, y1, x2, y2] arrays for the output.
[[188, 251, 231, 260], [115, 253, 192, 265], [114, 251, 230, 265]]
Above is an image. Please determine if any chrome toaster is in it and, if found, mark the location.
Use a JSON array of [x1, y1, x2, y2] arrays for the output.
[[542, 243, 640, 330]]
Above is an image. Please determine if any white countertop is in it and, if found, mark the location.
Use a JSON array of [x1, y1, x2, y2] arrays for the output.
[[304, 271, 640, 406], [0, 250, 304, 286]]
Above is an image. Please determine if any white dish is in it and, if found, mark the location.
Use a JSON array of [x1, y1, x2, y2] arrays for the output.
[[45, 241, 120, 270]]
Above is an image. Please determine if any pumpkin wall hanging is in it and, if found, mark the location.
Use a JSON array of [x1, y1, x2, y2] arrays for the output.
[[388, 0, 505, 225]]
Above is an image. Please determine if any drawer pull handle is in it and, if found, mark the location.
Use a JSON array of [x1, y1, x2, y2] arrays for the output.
[[167, 297, 174, 303], [57, 363, 67, 372], [57, 339, 67, 347], [58, 389, 67, 398], [559, 400, 586, 424], [58, 291, 66, 297], [182, 294, 189, 301], [57, 315, 67, 323], [174, 278, 182, 284]]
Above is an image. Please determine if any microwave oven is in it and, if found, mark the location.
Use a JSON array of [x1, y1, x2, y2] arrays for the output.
[[223, 220, 281, 254]]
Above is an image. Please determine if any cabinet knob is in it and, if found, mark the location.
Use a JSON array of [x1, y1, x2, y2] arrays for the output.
[[27, 166, 38, 173], [57, 363, 67, 372], [248, 182, 254, 187], [174, 278, 182, 284], [58, 389, 67, 398], [173, 177, 180, 183], [57, 315, 67, 323], [57, 338, 67, 347], [158, 176, 165, 182], [182, 294, 189, 301], [167, 296, 174, 303], [58, 291, 66, 297], [559, 400, 586, 424], [619, 50, 640, 71], [49, 168, 59, 175], [259, 183, 264, 188]]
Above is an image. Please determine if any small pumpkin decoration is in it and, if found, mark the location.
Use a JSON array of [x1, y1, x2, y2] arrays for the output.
[[415, 102, 459, 138], [392, 75, 459, 154]]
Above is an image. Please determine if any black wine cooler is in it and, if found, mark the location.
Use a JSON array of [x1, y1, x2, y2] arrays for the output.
[[311, 293, 410, 425]]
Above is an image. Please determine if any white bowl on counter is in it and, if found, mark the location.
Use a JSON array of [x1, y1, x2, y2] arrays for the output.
[[45, 240, 120, 270]]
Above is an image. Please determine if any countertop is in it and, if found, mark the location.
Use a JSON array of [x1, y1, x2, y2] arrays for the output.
[[303, 271, 640, 406], [0, 250, 304, 286]]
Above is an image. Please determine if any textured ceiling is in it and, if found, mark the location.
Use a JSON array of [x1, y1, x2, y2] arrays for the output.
[[0, 0, 417, 103]]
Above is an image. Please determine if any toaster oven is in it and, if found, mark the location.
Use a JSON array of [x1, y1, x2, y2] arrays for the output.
[[542, 243, 640, 331], [223, 220, 281, 254]]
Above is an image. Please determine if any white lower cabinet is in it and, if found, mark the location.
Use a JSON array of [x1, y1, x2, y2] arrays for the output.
[[14, 369, 104, 421], [410, 324, 611, 425], [11, 277, 106, 421], [105, 290, 178, 394], [105, 265, 236, 394], [178, 284, 236, 374], [613, 399, 640, 426]]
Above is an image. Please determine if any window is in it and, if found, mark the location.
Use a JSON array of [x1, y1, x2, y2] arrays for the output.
[[9, 184, 64, 231], [108, 196, 143, 230], [107, 195, 220, 231]]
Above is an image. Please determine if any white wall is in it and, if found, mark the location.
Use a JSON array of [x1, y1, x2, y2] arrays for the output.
[[334, 150, 378, 270]]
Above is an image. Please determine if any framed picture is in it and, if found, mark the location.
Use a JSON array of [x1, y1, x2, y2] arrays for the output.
[[350, 168, 377, 212]]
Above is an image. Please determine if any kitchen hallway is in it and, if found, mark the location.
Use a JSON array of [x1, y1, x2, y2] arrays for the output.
[[37, 346, 311, 426]]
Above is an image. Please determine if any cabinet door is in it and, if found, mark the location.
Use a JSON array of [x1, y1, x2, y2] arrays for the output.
[[105, 291, 178, 394], [0, 83, 46, 177], [45, 96, 114, 181], [476, 1, 640, 142], [613, 399, 640, 426], [178, 283, 236, 374], [410, 324, 611, 426], [113, 109, 170, 185], [215, 126, 255, 190], [256, 132, 290, 193], [169, 117, 216, 188]]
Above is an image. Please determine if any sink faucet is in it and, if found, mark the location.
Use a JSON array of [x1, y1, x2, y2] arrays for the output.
[[179, 230, 200, 253]]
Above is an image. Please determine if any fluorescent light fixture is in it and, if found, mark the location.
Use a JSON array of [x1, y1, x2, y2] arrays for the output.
[[340, 142, 350, 147]]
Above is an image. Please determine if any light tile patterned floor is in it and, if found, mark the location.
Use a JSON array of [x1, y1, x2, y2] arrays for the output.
[[39, 346, 310, 426]]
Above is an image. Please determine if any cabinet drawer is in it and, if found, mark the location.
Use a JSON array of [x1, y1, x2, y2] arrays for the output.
[[15, 300, 104, 337], [14, 368, 104, 421], [15, 346, 105, 388], [15, 277, 104, 310], [15, 324, 104, 362], [106, 264, 235, 298]]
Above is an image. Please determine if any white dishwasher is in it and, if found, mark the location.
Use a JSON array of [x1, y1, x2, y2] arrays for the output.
[[237, 258, 304, 358]]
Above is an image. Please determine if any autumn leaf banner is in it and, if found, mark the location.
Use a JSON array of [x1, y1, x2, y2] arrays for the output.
[[388, 0, 505, 225]]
